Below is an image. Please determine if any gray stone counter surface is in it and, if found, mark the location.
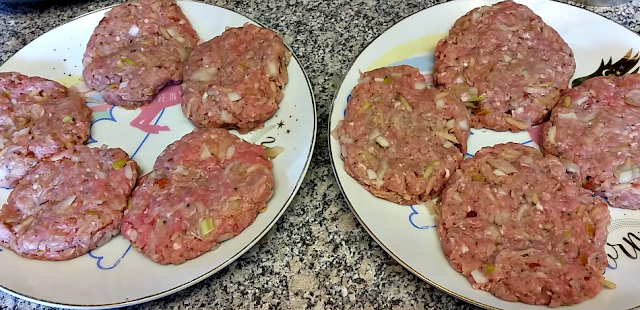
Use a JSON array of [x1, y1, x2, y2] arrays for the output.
[[0, 0, 639, 309]]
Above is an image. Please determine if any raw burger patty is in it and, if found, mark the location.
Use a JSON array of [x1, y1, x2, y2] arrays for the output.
[[122, 128, 274, 265], [433, 0, 575, 132], [436, 143, 610, 307], [0, 145, 139, 261], [0, 72, 92, 187], [541, 74, 640, 209], [332, 65, 471, 205], [83, 0, 198, 108], [182, 23, 291, 134]]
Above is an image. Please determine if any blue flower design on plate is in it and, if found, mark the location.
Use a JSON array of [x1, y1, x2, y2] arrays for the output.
[[408, 205, 436, 230]]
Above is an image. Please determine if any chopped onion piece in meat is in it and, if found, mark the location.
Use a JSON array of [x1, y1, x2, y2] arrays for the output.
[[375, 160, 388, 186], [424, 199, 436, 215], [331, 120, 344, 139], [493, 169, 506, 176], [558, 112, 577, 120], [435, 132, 459, 143], [547, 125, 557, 144], [560, 159, 579, 173], [374, 77, 384, 82], [124, 164, 133, 179], [166, 27, 186, 43], [472, 11, 482, 20], [226, 145, 236, 159], [218, 232, 234, 242], [227, 92, 242, 101], [54, 195, 76, 211], [486, 158, 517, 174], [128, 229, 138, 242], [524, 87, 547, 94], [200, 145, 212, 160], [220, 110, 233, 122], [496, 23, 519, 31], [369, 128, 381, 141], [128, 25, 140, 36], [358, 76, 371, 84], [445, 119, 455, 129], [435, 92, 449, 100], [574, 97, 588, 105], [617, 169, 634, 183], [366, 169, 378, 180], [626, 89, 640, 106], [505, 117, 530, 129], [414, 82, 427, 90], [119, 81, 129, 89], [436, 99, 445, 108], [265, 146, 285, 158], [452, 192, 463, 201], [267, 62, 279, 76], [458, 120, 469, 130], [517, 204, 528, 221], [443, 141, 453, 148], [601, 278, 617, 289], [199, 217, 215, 237], [471, 269, 488, 284], [375, 136, 390, 147], [399, 95, 412, 112], [191, 67, 218, 81]]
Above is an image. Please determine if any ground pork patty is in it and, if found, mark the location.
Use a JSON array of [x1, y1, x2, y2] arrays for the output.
[[0, 145, 139, 261], [121, 128, 274, 265], [332, 65, 471, 205], [83, 0, 198, 108], [436, 143, 610, 307], [433, 0, 575, 132], [541, 74, 640, 209], [0, 72, 92, 188], [181, 23, 292, 134]]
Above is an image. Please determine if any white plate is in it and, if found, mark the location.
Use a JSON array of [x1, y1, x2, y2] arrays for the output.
[[0, 1, 316, 308], [329, 0, 640, 309]]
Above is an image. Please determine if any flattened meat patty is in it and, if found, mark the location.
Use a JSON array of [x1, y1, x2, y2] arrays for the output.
[[83, 0, 198, 108], [0, 145, 139, 261], [436, 143, 610, 307], [122, 128, 274, 265], [182, 23, 291, 134], [332, 65, 471, 205], [541, 74, 640, 209], [0, 72, 91, 187], [433, 0, 575, 132]]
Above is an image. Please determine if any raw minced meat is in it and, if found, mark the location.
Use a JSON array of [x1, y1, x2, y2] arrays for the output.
[[433, 0, 575, 132], [0, 72, 92, 187], [0, 145, 139, 261], [332, 65, 471, 205], [121, 128, 274, 265], [181, 23, 291, 134], [436, 143, 610, 307], [83, 0, 198, 108], [541, 74, 640, 209]]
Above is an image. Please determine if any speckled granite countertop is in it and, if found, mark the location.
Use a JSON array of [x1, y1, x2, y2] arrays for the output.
[[0, 0, 639, 309]]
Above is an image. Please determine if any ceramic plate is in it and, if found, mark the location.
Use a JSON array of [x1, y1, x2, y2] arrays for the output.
[[329, 0, 640, 309], [0, 1, 316, 308]]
